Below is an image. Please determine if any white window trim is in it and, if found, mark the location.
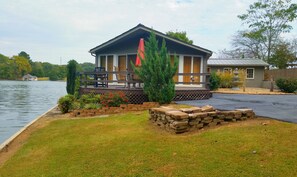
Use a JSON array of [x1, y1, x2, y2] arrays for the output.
[[246, 68, 255, 79]]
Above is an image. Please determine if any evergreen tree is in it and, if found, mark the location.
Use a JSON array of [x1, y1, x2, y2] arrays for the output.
[[66, 60, 78, 94], [133, 32, 178, 104]]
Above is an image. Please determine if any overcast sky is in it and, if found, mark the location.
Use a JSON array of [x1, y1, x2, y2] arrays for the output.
[[1, 0, 296, 64]]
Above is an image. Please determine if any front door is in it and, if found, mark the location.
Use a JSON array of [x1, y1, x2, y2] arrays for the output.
[[183, 56, 191, 84], [107, 55, 113, 81], [193, 57, 201, 83], [170, 55, 179, 83], [118, 55, 127, 81]]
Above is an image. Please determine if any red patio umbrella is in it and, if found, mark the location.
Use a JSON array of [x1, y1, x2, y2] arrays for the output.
[[135, 38, 144, 66]]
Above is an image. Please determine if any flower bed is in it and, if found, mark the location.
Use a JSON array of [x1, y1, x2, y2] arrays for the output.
[[72, 102, 159, 117]]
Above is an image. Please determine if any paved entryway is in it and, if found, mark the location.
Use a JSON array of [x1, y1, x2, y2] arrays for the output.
[[177, 94, 297, 123]]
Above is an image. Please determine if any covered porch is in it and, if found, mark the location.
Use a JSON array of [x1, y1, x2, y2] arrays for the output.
[[79, 70, 212, 104]]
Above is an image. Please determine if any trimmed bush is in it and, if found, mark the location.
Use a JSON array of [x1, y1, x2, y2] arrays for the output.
[[276, 78, 297, 93], [209, 72, 221, 90], [58, 94, 75, 113], [101, 91, 128, 107]]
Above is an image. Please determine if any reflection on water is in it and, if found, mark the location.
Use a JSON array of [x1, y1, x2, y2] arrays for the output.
[[0, 81, 66, 144]]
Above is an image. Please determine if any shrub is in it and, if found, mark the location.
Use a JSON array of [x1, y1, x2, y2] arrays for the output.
[[101, 91, 128, 107], [218, 72, 233, 88], [79, 93, 101, 109], [58, 94, 75, 113], [72, 101, 81, 110], [276, 78, 297, 93], [209, 72, 221, 90], [74, 77, 81, 99], [84, 103, 101, 110], [80, 93, 101, 104]]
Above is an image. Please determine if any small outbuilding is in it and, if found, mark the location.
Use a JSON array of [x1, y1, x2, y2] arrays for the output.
[[207, 58, 269, 87], [22, 74, 38, 81]]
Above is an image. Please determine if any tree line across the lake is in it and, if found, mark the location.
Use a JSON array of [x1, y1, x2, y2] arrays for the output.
[[0, 52, 94, 81]]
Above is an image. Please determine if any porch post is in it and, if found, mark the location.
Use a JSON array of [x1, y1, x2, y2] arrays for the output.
[[113, 54, 118, 82], [95, 55, 99, 67], [178, 55, 184, 85], [200, 56, 204, 85]]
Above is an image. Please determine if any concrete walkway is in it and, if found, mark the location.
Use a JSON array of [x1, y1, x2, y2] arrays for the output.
[[177, 94, 297, 123]]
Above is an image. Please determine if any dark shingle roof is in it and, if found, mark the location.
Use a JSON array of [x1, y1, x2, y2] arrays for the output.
[[208, 58, 269, 66], [89, 24, 212, 55]]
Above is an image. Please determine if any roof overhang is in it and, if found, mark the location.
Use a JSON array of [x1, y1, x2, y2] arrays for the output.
[[89, 24, 212, 56]]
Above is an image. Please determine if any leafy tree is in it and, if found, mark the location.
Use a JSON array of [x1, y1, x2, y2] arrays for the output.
[[18, 51, 33, 64], [31, 62, 45, 77], [78, 62, 95, 72], [133, 32, 178, 104], [166, 31, 193, 44], [228, 30, 266, 59], [13, 56, 32, 79], [18, 51, 30, 60], [0, 53, 14, 79], [238, 0, 297, 62], [66, 60, 78, 94], [269, 42, 296, 68]]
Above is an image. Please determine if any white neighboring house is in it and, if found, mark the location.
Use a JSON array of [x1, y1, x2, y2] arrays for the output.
[[22, 74, 38, 81]]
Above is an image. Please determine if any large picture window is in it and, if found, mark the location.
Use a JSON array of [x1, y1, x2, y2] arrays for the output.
[[246, 68, 254, 79]]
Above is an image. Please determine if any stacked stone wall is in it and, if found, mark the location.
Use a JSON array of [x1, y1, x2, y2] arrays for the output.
[[149, 105, 255, 134]]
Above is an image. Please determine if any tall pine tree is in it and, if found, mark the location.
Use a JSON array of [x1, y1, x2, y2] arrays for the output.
[[133, 32, 178, 104]]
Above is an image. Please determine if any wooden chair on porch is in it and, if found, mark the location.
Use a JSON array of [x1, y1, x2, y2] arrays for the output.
[[114, 66, 127, 87], [130, 73, 142, 88]]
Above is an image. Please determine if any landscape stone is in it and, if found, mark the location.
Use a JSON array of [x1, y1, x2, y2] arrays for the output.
[[149, 105, 255, 134], [201, 105, 214, 112], [190, 107, 202, 113]]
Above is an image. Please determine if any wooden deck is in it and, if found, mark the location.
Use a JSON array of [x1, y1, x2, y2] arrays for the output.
[[79, 71, 212, 104]]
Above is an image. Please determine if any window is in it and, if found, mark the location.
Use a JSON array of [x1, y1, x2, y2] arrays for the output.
[[100, 56, 106, 68], [246, 68, 254, 79], [223, 68, 232, 73]]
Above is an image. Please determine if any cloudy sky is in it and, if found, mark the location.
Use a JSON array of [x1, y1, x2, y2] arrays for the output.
[[1, 0, 296, 64]]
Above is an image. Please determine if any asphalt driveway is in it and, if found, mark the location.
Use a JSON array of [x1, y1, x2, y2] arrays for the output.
[[177, 93, 297, 123]]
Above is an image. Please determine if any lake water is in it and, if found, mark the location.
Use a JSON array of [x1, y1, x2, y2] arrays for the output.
[[0, 81, 66, 145]]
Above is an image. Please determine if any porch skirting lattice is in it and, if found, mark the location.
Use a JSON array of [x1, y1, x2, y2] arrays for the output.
[[80, 87, 212, 104]]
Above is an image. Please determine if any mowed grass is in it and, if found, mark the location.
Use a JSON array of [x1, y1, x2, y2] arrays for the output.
[[1, 111, 297, 177]]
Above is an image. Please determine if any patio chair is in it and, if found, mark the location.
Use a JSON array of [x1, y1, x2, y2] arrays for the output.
[[114, 66, 127, 87], [131, 73, 142, 88]]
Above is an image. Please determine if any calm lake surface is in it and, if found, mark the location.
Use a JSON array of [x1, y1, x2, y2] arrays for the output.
[[0, 81, 66, 144]]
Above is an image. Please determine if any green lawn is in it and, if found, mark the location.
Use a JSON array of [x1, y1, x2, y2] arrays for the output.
[[1, 111, 297, 177]]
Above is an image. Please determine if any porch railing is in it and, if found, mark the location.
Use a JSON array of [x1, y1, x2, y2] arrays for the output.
[[79, 71, 210, 89]]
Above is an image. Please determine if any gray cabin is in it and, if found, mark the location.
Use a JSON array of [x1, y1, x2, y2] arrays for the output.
[[89, 24, 212, 88], [207, 58, 269, 87]]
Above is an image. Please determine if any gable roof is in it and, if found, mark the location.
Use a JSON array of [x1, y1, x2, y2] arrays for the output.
[[208, 58, 269, 67], [89, 24, 212, 55]]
